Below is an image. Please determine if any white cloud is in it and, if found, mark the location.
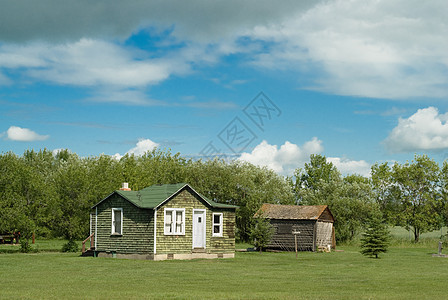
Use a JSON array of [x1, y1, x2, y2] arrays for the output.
[[113, 138, 160, 160], [384, 107, 448, 152], [248, 0, 448, 99], [2, 1, 447, 101], [239, 139, 371, 176], [327, 157, 371, 177], [238, 138, 323, 175], [6, 126, 49, 142], [0, 40, 188, 88]]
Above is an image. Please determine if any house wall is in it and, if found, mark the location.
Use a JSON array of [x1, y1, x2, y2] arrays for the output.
[[95, 194, 154, 254], [267, 219, 316, 251], [155, 189, 235, 255], [316, 221, 333, 249], [318, 207, 334, 223]]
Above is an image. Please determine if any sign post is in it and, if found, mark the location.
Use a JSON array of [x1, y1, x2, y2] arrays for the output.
[[292, 231, 300, 259]]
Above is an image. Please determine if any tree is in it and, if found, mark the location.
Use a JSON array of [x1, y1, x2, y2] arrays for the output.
[[360, 214, 390, 258], [53, 153, 91, 243], [293, 155, 379, 243], [371, 162, 403, 225], [392, 155, 443, 242], [186, 159, 294, 241], [293, 154, 340, 199], [439, 161, 448, 229], [250, 216, 274, 253]]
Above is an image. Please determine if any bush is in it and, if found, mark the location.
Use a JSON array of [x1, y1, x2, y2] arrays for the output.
[[250, 217, 274, 253], [20, 239, 32, 253], [61, 239, 79, 252]]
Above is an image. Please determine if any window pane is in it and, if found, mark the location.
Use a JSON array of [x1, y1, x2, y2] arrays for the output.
[[176, 211, 183, 222], [113, 210, 122, 234], [214, 214, 221, 224], [165, 211, 172, 233], [214, 225, 220, 234], [175, 211, 183, 233], [116, 221, 121, 234]]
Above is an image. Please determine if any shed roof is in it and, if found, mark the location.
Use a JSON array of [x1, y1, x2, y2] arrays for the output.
[[93, 183, 237, 210], [255, 203, 332, 220]]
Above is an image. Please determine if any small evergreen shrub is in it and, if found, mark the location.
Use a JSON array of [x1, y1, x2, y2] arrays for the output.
[[62, 239, 79, 252], [360, 215, 391, 258], [250, 217, 274, 253]]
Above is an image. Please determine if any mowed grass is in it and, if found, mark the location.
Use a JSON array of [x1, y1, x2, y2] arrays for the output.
[[0, 239, 83, 253], [1, 245, 447, 299]]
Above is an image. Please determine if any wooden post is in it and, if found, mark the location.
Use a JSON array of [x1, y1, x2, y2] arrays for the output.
[[438, 241, 443, 255], [295, 235, 298, 258], [292, 231, 300, 259], [32, 232, 35, 244]]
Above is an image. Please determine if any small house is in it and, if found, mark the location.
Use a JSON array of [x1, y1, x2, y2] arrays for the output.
[[87, 183, 237, 260], [255, 203, 335, 251]]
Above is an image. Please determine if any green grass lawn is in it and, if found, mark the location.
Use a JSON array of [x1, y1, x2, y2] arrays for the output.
[[389, 226, 447, 239], [1, 245, 447, 299], [0, 239, 84, 253]]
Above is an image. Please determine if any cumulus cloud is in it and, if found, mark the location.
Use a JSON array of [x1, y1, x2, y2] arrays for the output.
[[113, 138, 160, 160], [327, 157, 371, 177], [384, 107, 448, 152], [248, 0, 448, 99], [239, 139, 372, 176], [2, 0, 447, 101], [238, 138, 323, 175], [5, 126, 49, 141]]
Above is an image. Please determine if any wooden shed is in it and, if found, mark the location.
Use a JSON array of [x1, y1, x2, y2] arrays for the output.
[[255, 203, 335, 251], [85, 183, 237, 260]]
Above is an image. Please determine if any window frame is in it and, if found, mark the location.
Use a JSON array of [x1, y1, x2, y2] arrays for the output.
[[111, 208, 123, 235], [164, 208, 185, 235], [212, 212, 223, 237]]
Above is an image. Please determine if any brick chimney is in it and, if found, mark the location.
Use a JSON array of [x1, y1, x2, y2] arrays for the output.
[[120, 182, 131, 191]]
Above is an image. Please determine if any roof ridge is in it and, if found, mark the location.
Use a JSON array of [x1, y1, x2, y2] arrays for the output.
[[93, 183, 237, 210]]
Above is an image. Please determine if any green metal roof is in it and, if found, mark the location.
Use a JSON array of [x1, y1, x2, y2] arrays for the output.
[[94, 183, 237, 210]]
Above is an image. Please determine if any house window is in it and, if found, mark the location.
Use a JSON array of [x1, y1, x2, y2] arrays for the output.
[[111, 208, 123, 235], [212, 213, 223, 237], [164, 208, 185, 235]]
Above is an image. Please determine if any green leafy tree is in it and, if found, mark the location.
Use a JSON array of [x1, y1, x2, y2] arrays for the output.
[[293, 154, 340, 195], [293, 155, 379, 243], [187, 159, 294, 241], [53, 153, 91, 242], [392, 155, 443, 242], [360, 214, 391, 258], [439, 161, 448, 228], [371, 162, 401, 224], [250, 216, 274, 253]]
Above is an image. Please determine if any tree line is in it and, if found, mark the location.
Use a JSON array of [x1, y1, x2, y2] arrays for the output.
[[292, 154, 447, 242], [0, 149, 446, 244], [0, 149, 293, 243]]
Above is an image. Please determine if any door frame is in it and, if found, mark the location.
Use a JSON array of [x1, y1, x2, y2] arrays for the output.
[[192, 209, 206, 249]]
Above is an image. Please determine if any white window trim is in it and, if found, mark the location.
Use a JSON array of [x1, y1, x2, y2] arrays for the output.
[[164, 208, 185, 235], [212, 212, 223, 237], [111, 208, 123, 235]]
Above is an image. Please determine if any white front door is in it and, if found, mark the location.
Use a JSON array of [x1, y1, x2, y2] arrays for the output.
[[192, 210, 206, 248]]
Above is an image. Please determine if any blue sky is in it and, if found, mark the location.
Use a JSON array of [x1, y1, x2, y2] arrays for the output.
[[1, 0, 448, 176]]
